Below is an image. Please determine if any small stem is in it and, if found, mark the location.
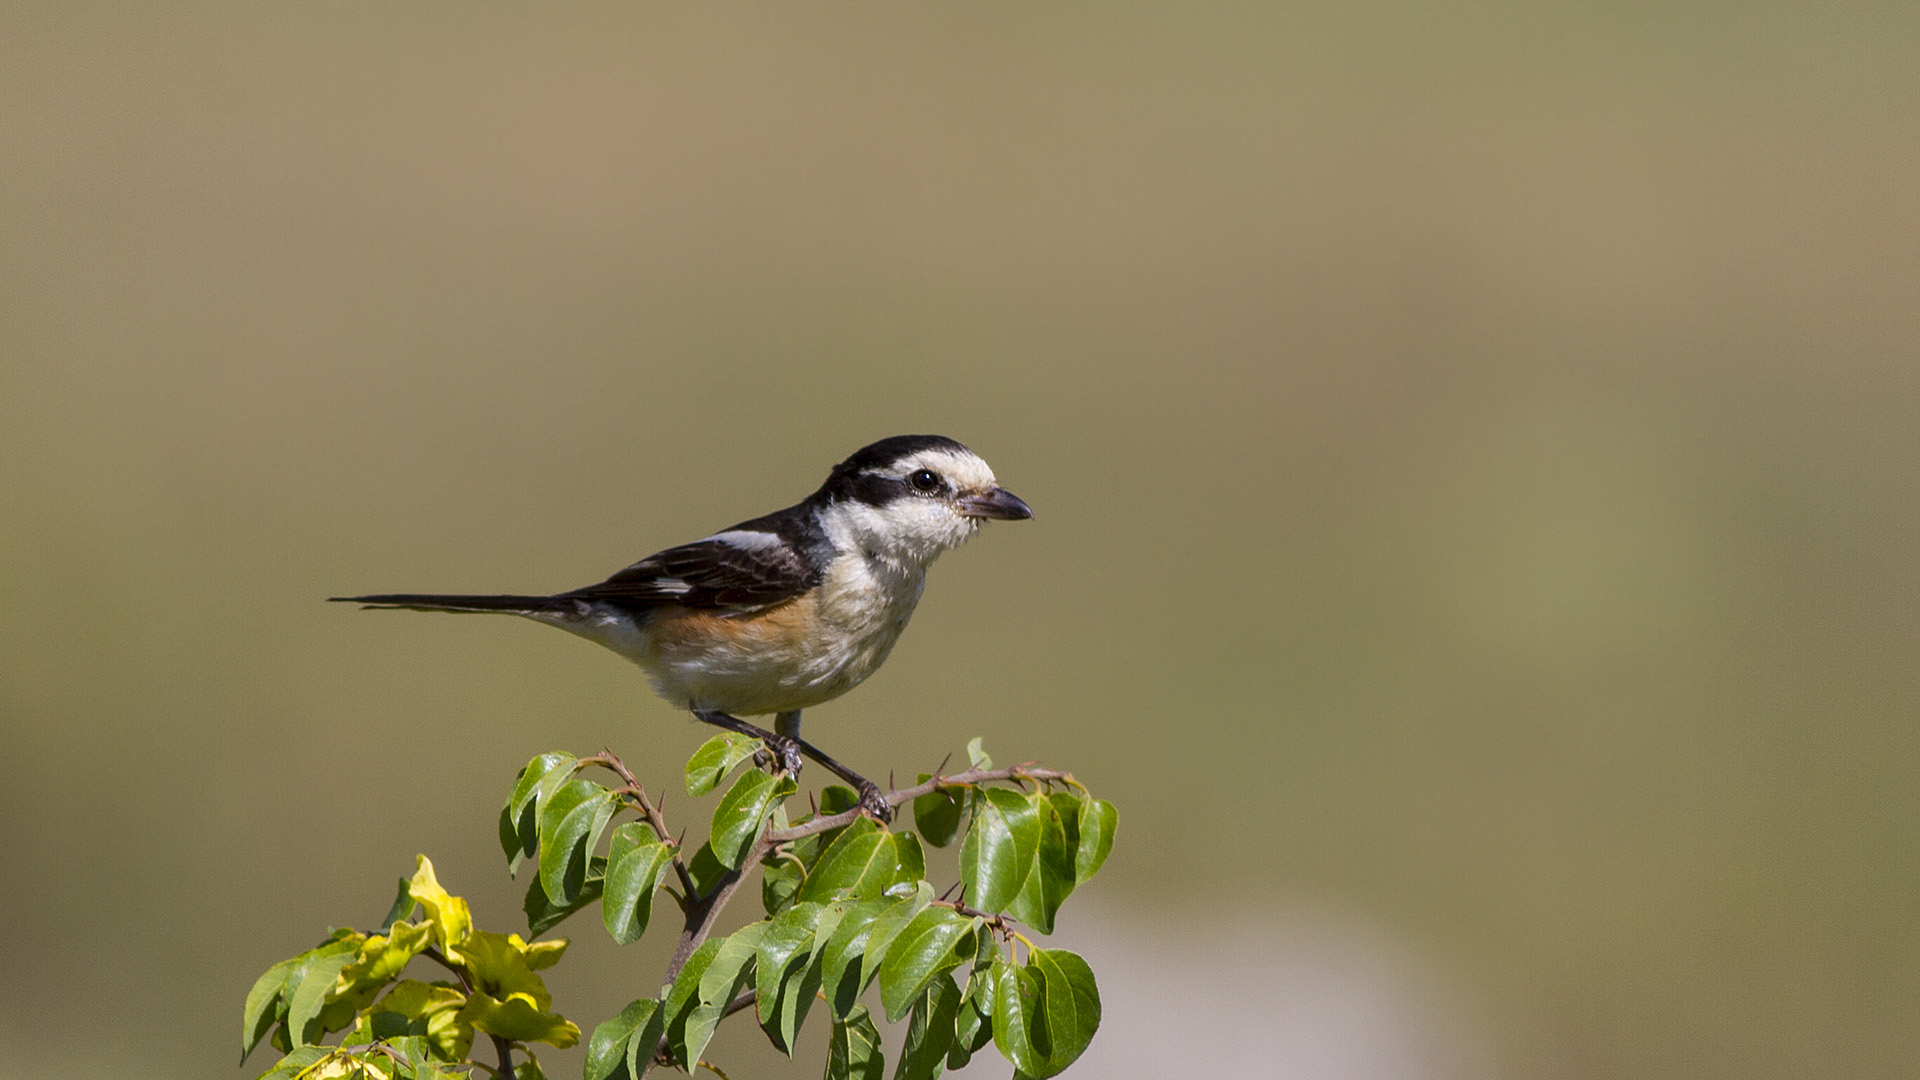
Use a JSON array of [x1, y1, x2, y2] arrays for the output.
[[930, 898, 1026, 940], [722, 988, 758, 1020], [582, 750, 696, 896], [763, 764, 1072, 843], [420, 947, 473, 993], [488, 1034, 517, 1080]]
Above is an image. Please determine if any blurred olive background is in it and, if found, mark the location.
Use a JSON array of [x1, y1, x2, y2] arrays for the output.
[[3, 3, 1916, 1079]]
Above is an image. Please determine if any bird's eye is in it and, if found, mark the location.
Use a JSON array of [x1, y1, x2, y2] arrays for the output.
[[908, 469, 942, 493]]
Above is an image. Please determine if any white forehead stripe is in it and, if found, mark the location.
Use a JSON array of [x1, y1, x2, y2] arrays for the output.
[[870, 448, 997, 490], [705, 530, 786, 551]]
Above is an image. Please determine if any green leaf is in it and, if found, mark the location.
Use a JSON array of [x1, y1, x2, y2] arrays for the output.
[[754, 902, 822, 1053], [710, 769, 795, 869], [523, 860, 605, 935], [800, 818, 918, 904], [965, 737, 991, 770], [859, 883, 935, 1001], [912, 780, 964, 848], [383, 1034, 431, 1069], [761, 849, 806, 916], [895, 973, 962, 1080], [500, 803, 525, 876], [515, 1048, 551, 1080], [241, 957, 296, 1062], [991, 950, 1041, 1077], [603, 823, 675, 946], [1075, 798, 1117, 883], [1005, 793, 1077, 934], [894, 831, 926, 888], [381, 875, 421, 932], [680, 923, 766, 1067], [827, 1003, 885, 1080], [817, 899, 892, 1019], [505, 752, 578, 868], [284, 939, 360, 1047], [947, 993, 990, 1072], [992, 949, 1100, 1079], [958, 787, 1040, 915], [1026, 949, 1101, 1076], [685, 841, 733, 900], [684, 732, 761, 797], [619, 998, 666, 1080], [660, 939, 720, 1070], [948, 939, 998, 1070], [539, 781, 615, 905], [879, 907, 976, 1022]]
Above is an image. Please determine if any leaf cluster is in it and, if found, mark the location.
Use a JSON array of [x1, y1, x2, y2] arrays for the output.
[[243, 735, 1115, 1080], [242, 856, 577, 1080]]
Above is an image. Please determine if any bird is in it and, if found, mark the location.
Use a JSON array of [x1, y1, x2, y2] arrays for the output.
[[332, 434, 1032, 819]]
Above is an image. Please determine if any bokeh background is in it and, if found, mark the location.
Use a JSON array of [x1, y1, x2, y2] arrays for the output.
[[3, 4, 1916, 1079]]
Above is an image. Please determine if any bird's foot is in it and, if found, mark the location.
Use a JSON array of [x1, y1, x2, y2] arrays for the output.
[[853, 777, 893, 823], [757, 733, 805, 777]]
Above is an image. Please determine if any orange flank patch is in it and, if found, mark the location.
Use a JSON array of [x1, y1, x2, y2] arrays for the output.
[[647, 595, 818, 658]]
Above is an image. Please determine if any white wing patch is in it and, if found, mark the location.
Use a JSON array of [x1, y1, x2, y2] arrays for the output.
[[704, 529, 787, 551], [653, 578, 692, 595]]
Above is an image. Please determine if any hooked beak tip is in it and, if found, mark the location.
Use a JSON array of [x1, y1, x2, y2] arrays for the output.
[[959, 487, 1033, 521]]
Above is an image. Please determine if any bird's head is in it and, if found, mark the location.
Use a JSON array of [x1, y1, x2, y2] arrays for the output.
[[814, 435, 1032, 566]]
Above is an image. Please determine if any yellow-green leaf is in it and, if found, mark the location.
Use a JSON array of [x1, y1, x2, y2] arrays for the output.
[[408, 855, 472, 952], [373, 980, 472, 1062], [521, 937, 568, 971], [452, 930, 555, 1011], [335, 919, 432, 1004], [456, 992, 580, 1049]]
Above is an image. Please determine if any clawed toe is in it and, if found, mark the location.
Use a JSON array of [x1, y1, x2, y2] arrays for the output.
[[761, 734, 804, 776], [854, 780, 893, 823]]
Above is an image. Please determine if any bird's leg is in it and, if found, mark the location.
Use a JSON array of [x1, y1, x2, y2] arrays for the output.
[[692, 709, 890, 821], [692, 709, 803, 777], [787, 735, 892, 822]]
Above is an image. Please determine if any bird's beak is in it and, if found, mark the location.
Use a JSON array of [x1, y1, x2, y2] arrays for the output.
[[957, 487, 1033, 520]]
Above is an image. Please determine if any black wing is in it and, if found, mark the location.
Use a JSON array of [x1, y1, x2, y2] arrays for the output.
[[568, 532, 821, 613]]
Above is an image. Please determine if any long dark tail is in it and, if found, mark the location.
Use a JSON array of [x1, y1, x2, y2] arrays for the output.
[[329, 593, 570, 614]]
